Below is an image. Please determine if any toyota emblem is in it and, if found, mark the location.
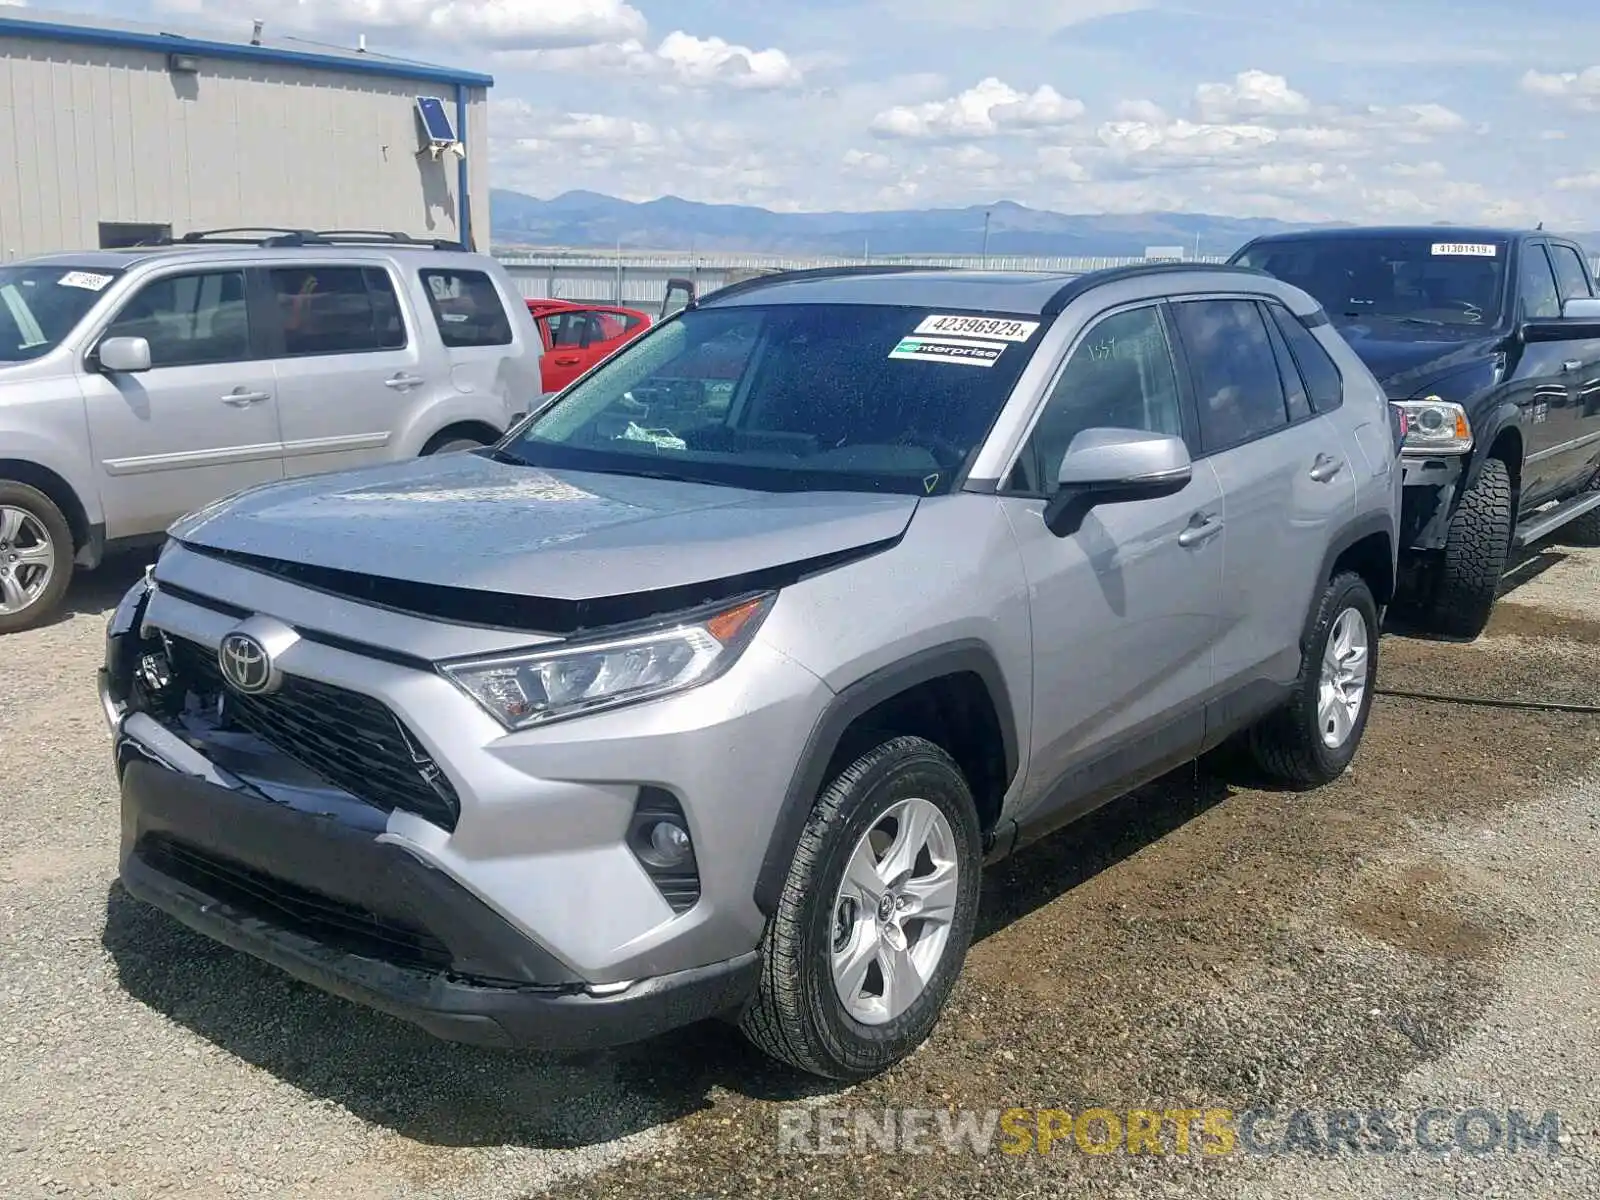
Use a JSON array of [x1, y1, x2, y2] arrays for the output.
[[218, 632, 276, 695]]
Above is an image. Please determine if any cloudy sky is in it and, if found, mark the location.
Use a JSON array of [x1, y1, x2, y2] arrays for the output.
[[61, 0, 1600, 220]]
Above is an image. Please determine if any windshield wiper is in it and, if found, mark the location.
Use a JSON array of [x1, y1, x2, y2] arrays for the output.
[[481, 445, 528, 466]]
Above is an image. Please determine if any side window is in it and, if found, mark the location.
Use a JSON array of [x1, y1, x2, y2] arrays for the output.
[[1519, 245, 1562, 319], [1262, 307, 1312, 423], [1172, 299, 1290, 453], [268, 266, 406, 356], [419, 268, 512, 349], [1009, 304, 1184, 493], [1549, 245, 1594, 301], [103, 271, 251, 367], [546, 312, 586, 347], [1267, 304, 1344, 415]]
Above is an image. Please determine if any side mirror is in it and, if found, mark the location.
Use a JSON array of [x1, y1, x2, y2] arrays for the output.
[[1043, 428, 1193, 538], [1522, 296, 1600, 343], [96, 336, 152, 373]]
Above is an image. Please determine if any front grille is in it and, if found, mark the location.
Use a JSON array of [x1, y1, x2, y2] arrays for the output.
[[164, 635, 460, 831], [140, 834, 451, 972]]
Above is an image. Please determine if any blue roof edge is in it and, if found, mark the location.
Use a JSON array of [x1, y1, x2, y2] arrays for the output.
[[0, 14, 495, 88]]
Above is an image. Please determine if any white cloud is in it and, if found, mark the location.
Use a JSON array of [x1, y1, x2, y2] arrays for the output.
[[870, 77, 1086, 139], [167, 0, 647, 48], [1194, 70, 1311, 122], [1521, 66, 1600, 110], [879, 0, 1149, 31], [500, 30, 802, 90], [1556, 171, 1600, 191]]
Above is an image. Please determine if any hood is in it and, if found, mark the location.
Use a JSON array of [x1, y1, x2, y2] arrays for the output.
[[1330, 318, 1504, 397], [169, 451, 919, 604]]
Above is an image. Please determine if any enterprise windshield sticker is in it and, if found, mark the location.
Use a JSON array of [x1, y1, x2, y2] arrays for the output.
[[1431, 243, 1497, 258], [59, 270, 115, 291], [914, 314, 1040, 342], [889, 336, 1006, 368]]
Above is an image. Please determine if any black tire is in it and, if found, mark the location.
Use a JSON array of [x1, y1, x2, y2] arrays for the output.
[[1248, 571, 1379, 789], [1563, 470, 1600, 546], [739, 735, 982, 1081], [422, 433, 488, 456], [1422, 456, 1513, 639], [0, 481, 74, 636]]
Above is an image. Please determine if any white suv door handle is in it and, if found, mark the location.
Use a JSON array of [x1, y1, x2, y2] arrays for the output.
[[1309, 454, 1345, 483], [385, 373, 426, 390], [1178, 514, 1223, 547], [221, 389, 270, 406]]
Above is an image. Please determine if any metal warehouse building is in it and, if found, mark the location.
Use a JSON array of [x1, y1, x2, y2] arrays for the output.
[[0, 7, 492, 258]]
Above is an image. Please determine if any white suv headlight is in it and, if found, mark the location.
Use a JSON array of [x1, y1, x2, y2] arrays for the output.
[[441, 593, 775, 730], [1395, 397, 1473, 455]]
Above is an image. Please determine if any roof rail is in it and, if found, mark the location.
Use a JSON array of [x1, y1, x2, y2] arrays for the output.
[[136, 227, 465, 250], [1040, 261, 1276, 316], [699, 263, 953, 306]]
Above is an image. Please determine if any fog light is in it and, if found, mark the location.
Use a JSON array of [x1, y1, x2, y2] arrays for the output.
[[640, 819, 692, 870]]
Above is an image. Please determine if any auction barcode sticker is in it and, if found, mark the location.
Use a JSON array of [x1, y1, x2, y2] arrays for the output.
[[58, 270, 115, 291], [914, 314, 1040, 343], [889, 336, 1006, 368], [1431, 243, 1497, 257]]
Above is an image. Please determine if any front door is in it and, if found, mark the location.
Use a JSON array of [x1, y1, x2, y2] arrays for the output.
[[1509, 241, 1591, 503], [263, 264, 422, 477], [1170, 296, 1356, 697], [538, 309, 606, 392], [78, 267, 283, 539], [999, 301, 1223, 829]]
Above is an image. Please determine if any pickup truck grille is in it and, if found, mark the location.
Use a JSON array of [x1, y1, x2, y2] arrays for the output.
[[163, 635, 461, 831]]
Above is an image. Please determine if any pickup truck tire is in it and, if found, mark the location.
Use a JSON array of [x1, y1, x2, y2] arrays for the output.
[[0, 481, 74, 636], [421, 434, 487, 455], [1563, 470, 1600, 545], [1248, 571, 1379, 788], [1421, 456, 1512, 639], [739, 735, 982, 1081]]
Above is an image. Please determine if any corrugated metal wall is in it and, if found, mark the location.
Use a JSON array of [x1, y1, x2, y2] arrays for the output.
[[0, 38, 489, 257]]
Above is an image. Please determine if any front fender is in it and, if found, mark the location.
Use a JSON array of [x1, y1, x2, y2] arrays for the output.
[[0, 418, 103, 528]]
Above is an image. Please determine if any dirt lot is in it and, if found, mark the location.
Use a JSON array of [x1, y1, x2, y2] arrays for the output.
[[2, 545, 1598, 1200]]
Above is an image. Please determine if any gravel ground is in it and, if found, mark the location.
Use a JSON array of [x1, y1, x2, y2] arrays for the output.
[[2, 544, 1598, 1199]]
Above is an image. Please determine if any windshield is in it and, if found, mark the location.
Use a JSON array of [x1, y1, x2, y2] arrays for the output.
[[0, 265, 123, 362], [1234, 237, 1508, 329], [499, 302, 1045, 495]]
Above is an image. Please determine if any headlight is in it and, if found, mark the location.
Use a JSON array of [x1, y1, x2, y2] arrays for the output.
[[440, 593, 775, 730], [1394, 397, 1473, 455]]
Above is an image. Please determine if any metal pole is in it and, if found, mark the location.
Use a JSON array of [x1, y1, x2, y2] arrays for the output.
[[982, 210, 991, 269], [615, 237, 623, 304]]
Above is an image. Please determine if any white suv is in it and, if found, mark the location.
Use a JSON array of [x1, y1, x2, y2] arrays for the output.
[[0, 228, 542, 632]]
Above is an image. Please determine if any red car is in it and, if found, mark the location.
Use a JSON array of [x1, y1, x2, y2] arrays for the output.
[[526, 299, 652, 393]]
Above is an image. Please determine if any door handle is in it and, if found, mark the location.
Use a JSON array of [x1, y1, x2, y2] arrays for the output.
[[553, 356, 581, 366], [1177, 514, 1223, 547], [384, 373, 426, 390], [221, 389, 270, 406], [1309, 454, 1345, 483], [1563, 359, 1583, 373]]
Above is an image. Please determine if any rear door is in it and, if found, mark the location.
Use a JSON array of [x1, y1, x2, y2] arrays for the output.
[[1169, 296, 1356, 706], [264, 263, 421, 477], [1546, 241, 1600, 482], [78, 267, 282, 538]]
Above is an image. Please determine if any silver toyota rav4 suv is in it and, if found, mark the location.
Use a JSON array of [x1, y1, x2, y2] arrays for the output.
[[0, 229, 541, 634], [101, 263, 1402, 1081]]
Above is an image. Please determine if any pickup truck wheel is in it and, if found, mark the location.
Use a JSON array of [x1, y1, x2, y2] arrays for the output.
[[739, 735, 982, 1081], [1563, 471, 1600, 545], [1248, 572, 1378, 789], [1421, 456, 1512, 639], [0, 482, 74, 636]]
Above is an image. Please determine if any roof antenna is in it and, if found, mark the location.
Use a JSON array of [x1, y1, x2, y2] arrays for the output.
[[358, 33, 367, 52], [1536, 220, 1544, 230], [250, 19, 263, 45]]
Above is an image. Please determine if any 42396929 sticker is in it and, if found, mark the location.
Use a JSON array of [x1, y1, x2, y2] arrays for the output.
[[914, 314, 1040, 343]]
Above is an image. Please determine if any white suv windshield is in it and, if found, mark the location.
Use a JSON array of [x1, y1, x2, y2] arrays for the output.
[[499, 302, 1045, 495], [0, 266, 123, 362]]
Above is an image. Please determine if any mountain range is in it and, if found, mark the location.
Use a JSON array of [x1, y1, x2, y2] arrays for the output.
[[489, 190, 1329, 258]]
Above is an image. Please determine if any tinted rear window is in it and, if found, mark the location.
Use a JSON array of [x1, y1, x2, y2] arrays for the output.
[[420, 268, 512, 348]]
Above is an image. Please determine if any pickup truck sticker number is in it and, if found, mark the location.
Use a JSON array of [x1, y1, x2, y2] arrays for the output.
[[914, 314, 1040, 343], [58, 271, 115, 291], [1431, 243, 1497, 257], [889, 336, 1006, 368]]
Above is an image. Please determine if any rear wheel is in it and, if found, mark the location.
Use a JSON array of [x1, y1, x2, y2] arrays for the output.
[[740, 735, 982, 1080], [0, 482, 74, 635], [1248, 572, 1379, 788], [421, 432, 490, 456], [1421, 456, 1512, 639]]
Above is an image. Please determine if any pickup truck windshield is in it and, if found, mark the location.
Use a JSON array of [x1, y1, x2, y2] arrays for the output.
[[1234, 237, 1509, 329], [0, 266, 123, 362], [499, 302, 1044, 495]]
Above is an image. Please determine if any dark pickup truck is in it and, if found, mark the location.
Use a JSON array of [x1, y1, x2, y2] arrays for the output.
[[1231, 227, 1600, 636]]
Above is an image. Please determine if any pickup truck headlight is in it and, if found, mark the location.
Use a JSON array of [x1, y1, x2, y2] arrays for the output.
[[440, 593, 775, 730], [1394, 397, 1473, 455]]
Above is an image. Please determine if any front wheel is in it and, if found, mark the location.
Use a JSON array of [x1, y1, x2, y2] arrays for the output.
[[1421, 456, 1512, 639], [1248, 571, 1379, 788], [740, 735, 982, 1080]]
